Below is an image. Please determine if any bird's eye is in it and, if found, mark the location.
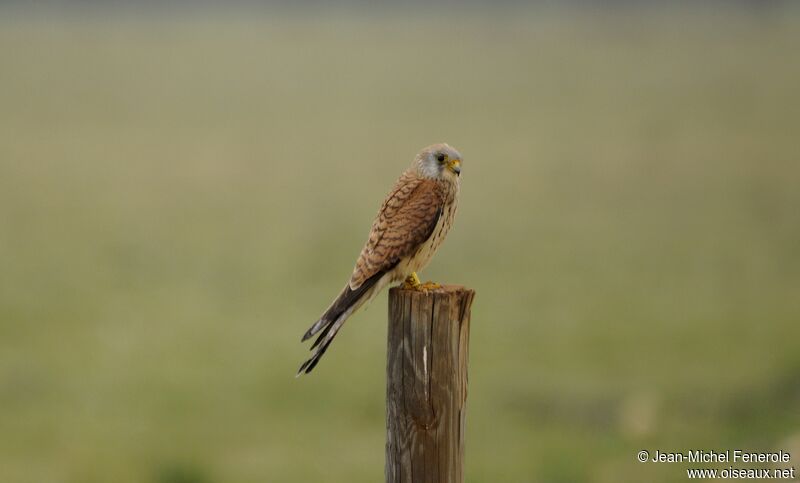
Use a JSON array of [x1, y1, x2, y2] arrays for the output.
[[436, 153, 446, 163]]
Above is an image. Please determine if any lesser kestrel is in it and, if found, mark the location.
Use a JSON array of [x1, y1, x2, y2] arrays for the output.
[[297, 143, 463, 375]]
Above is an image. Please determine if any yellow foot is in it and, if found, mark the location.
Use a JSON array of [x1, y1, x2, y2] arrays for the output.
[[402, 273, 441, 293], [402, 272, 421, 290]]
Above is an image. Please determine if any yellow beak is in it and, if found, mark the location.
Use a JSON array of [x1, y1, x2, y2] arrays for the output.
[[448, 159, 461, 176]]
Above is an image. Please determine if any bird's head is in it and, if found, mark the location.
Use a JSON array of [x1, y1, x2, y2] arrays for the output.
[[414, 143, 462, 180]]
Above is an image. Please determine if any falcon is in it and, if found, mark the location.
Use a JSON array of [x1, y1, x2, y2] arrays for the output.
[[297, 143, 463, 376]]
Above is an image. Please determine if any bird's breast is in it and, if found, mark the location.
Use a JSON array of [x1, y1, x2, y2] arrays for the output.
[[404, 197, 458, 275]]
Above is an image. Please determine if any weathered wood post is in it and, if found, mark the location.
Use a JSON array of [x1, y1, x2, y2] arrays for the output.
[[386, 285, 475, 483]]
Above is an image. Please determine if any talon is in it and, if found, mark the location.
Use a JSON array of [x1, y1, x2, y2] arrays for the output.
[[402, 272, 422, 290], [402, 273, 442, 293]]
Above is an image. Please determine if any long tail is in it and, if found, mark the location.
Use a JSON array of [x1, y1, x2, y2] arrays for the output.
[[297, 270, 386, 376]]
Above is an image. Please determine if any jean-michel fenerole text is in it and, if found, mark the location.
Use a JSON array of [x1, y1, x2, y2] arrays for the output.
[[652, 450, 791, 464]]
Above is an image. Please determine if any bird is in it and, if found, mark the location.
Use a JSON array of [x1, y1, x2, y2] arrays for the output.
[[297, 143, 463, 376]]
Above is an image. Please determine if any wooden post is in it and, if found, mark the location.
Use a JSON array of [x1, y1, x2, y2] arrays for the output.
[[386, 285, 475, 483]]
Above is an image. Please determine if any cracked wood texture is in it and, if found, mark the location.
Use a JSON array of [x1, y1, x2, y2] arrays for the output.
[[386, 285, 475, 483]]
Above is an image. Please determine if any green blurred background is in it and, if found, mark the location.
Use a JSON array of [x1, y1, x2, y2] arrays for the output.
[[1, 3, 799, 482]]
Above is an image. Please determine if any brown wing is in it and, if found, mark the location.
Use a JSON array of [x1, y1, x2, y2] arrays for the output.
[[349, 173, 444, 290]]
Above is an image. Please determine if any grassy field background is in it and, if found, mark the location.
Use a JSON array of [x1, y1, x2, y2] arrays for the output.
[[1, 5, 799, 482]]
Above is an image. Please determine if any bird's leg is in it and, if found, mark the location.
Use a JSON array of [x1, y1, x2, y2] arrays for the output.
[[402, 272, 441, 293], [402, 272, 422, 290]]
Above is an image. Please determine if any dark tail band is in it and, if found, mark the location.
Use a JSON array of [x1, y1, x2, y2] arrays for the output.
[[296, 269, 388, 376]]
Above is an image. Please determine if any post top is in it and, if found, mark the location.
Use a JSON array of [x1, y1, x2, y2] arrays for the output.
[[389, 284, 475, 296]]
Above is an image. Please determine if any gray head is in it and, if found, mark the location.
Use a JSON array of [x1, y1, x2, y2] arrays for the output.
[[413, 143, 462, 180]]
